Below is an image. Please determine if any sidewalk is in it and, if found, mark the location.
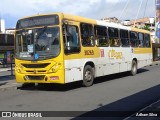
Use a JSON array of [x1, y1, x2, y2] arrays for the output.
[[151, 60, 160, 66], [0, 67, 14, 72], [0, 75, 21, 91]]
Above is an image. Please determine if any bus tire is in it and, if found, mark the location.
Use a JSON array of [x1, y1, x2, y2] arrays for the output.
[[131, 60, 137, 76], [82, 65, 94, 87]]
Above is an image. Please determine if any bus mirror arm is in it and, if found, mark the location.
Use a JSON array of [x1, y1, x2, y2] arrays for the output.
[[64, 46, 71, 54]]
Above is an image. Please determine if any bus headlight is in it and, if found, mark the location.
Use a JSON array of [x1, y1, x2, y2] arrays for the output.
[[15, 65, 23, 73], [48, 63, 62, 73]]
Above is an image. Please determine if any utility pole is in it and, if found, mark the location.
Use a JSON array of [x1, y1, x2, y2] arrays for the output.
[[155, 0, 160, 42], [0, 13, 1, 33], [155, 0, 160, 59]]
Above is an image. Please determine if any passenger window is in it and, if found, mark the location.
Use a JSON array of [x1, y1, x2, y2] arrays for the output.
[[138, 33, 144, 47], [94, 25, 109, 47], [130, 31, 138, 47], [80, 23, 94, 47], [108, 27, 120, 47], [63, 25, 80, 54], [144, 34, 151, 48], [120, 30, 130, 47]]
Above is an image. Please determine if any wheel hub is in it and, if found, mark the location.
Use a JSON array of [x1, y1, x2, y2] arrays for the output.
[[85, 70, 92, 82]]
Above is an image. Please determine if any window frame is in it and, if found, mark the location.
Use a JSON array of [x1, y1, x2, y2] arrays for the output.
[[108, 27, 120, 47], [144, 33, 151, 48], [120, 29, 130, 47], [138, 32, 144, 48], [94, 25, 109, 47], [63, 24, 81, 55], [80, 23, 95, 47], [130, 31, 138, 47]]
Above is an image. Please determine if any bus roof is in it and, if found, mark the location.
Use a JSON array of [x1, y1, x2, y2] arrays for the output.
[[96, 20, 130, 30], [63, 13, 97, 24], [18, 12, 151, 34]]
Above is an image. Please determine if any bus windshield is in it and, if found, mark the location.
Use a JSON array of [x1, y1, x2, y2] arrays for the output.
[[15, 27, 60, 60]]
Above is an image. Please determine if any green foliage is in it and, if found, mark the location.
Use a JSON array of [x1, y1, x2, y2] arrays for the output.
[[0, 54, 4, 58], [141, 25, 150, 31]]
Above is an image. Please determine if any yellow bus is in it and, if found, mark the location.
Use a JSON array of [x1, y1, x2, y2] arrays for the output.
[[15, 12, 152, 87]]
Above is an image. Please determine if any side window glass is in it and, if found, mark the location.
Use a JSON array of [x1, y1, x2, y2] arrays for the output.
[[130, 31, 138, 47], [144, 34, 151, 48], [68, 26, 79, 47], [80, 23, 94, 47], [138, 33, 144, 47], [108, 27, 120, 47], [94, 25, 109, 47], [63, 24, 80, 54], [120, 30, 130, 47]]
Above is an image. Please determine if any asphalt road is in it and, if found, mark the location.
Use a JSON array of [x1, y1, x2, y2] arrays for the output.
[[0, 64, 160, 120]]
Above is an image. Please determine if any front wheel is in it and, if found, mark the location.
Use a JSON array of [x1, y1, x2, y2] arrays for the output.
[[82, 65, 94, 87], [131, 60, 137, 76]]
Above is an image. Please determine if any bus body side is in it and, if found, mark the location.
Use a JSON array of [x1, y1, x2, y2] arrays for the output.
[[131, 27, 152, 69], [62, 14, 100, 83], [15, 12, 153, 86], [63, 19, 152, 84]]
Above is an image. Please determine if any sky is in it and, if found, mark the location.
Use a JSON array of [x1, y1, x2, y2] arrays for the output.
[[0, 0, 155, 28]]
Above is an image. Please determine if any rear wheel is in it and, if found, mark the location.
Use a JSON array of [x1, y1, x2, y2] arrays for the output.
[[131, 60, 137, 76], [82, 65, 94, 87]]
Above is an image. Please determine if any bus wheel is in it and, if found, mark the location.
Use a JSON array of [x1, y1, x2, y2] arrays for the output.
[[82, 65, 94, 87], [131, 60, 137, 76]]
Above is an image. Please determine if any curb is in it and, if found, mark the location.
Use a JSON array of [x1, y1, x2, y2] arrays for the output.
[[149, 61, 160, 66], [0, 83, 22, 91], [0, 68, 14, 72]]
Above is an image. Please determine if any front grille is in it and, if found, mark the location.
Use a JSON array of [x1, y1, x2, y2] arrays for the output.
[[26, 70, 34, 73], [37, 70, 46, 72], [26, 70, 47, 73], [26, 75, 45, 80], [22, 63, 50, 68]]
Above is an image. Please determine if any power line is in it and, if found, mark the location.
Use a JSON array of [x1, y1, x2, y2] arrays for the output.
[[118, 0, 130, 20], [134, 0, 144, 27], [106, 0, 124, 17], [143, 0, 149, 18]]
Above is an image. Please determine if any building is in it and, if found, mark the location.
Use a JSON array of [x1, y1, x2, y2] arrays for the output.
[[122, 17, 155, 29], [101, 17, 119, 23], [6, 28, 15, 34], [0, 19, 5, 33], [0, 19, 14, 64]]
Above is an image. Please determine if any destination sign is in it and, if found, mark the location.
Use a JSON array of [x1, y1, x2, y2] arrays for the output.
[[16, 15, 59, 29]]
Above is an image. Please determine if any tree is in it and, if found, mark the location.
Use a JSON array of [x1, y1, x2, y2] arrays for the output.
[[141, 25, 150, 31]]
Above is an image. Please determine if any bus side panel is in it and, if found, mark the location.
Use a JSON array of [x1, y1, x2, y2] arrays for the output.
[[120, 47, 132, 72], [64, 59, 83, 83], [98, 47, 120, 75], [99, 47, 132, 75], [65, 58, 102, 83], [64, 43, 100, 83], [133, 48, 153, 69]]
